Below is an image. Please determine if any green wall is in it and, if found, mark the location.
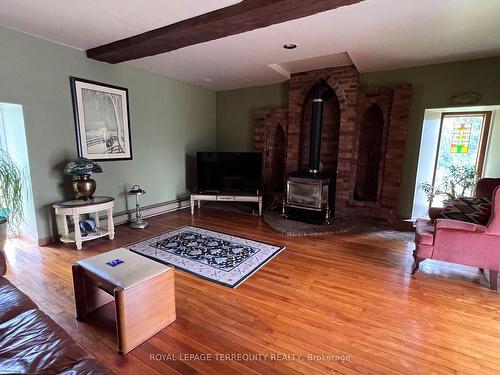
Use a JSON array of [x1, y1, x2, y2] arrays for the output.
[[0, 27, 216, 239], [216, 82, 288, 151], [216, 57, 500, 218], [360, 57, 500, 218]]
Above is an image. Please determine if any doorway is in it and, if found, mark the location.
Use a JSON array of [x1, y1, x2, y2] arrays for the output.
[[0, 102, 37, 240]]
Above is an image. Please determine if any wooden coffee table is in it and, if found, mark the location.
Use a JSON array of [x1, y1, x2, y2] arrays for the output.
[[72, 248, 176, 354]]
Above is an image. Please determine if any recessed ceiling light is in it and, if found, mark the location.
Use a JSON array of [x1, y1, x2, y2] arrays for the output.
[[283, 43, 297, 50]]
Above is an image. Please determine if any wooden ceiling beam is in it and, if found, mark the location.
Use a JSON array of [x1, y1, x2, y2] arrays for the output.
[[86, 0, 364, 64]]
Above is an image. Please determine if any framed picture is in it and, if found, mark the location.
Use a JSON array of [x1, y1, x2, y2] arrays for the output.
[[70, 77, 132, 161]]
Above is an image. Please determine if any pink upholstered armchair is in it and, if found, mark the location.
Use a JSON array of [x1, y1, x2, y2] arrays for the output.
[[413, 183, 500, 290]]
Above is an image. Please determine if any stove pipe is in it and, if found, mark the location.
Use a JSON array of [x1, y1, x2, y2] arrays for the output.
[[308, 79, 335, 174]]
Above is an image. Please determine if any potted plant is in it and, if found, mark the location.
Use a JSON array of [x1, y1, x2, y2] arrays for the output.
[[64, 158, 102, 200], [0, 150, 24, 259], [419, 165, 478, 208]]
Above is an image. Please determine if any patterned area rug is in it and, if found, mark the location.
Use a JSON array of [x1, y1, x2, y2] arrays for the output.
[[127, 226, 285, 288]]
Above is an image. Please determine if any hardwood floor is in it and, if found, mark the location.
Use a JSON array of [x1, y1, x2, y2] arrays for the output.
[[4, 209, 500, 374]]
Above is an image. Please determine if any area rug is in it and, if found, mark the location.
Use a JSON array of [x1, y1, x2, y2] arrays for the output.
[[127, 226, 285, 288]]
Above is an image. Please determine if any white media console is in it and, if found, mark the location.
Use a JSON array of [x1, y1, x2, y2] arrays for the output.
[[190, 192, 262, 216]]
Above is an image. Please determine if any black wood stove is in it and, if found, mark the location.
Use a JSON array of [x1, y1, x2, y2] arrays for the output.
[[284, 79, 335, 225]]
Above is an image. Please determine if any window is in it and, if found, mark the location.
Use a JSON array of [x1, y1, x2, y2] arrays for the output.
[[431, 112, 491, 206]]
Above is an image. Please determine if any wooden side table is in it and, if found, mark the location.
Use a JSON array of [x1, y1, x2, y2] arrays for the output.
[[52, 196, 115, 250], [72, 248, 176, 354]]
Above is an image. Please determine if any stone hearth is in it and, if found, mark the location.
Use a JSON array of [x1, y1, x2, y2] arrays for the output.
[[255, 65, 411, 221]]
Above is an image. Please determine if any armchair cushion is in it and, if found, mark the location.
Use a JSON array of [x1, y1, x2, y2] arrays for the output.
[[415, 219, 435, 245], [440, 197, 491, 225]]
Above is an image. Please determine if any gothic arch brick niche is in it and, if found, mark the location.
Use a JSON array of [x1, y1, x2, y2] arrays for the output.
[[287, 66, 359, 215], [269, 124, 286, 192], [350, 85, 412, 219], [354, 103, 385, 202], [254, 109, 288, 193]]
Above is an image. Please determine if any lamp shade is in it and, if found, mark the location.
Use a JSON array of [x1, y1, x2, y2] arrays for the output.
[[64, 158, 102, 176], [128, 184, 146, 196]]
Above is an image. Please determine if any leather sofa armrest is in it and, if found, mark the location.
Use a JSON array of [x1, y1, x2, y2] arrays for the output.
[[435, 218, 486, 233]]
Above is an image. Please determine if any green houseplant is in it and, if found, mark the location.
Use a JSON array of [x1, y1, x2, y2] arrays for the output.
[[0, 149, 24, 259], [419, 165, 478, 208]]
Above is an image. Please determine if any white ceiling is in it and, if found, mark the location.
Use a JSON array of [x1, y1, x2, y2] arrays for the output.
[[0, 0, 241, 49], [1, 0, 500, 91]]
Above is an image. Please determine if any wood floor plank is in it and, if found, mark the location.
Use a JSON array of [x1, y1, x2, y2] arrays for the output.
[[3, 208, 500, 374]]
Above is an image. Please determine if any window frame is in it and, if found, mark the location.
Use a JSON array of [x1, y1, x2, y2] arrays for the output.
[[432, 111, 492, 191]]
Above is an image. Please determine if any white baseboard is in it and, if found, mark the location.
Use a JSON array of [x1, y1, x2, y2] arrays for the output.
[[113, 197, 191, 226]]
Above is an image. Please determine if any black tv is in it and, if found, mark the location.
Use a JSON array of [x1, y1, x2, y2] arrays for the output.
[[196, 152, 262, 194]]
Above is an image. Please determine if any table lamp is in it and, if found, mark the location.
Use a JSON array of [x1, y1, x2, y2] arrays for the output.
[[128, 185, 148, 229]]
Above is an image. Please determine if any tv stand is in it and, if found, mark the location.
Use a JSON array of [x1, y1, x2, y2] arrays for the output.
[[190, 191, 262, 216]]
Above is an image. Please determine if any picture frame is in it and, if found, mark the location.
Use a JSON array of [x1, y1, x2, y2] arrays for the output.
[[70, 77, 132, 161]]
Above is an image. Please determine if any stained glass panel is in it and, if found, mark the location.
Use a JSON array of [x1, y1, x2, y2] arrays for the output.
[[450, 123, 472, 153], [431, 114, 486, 207]]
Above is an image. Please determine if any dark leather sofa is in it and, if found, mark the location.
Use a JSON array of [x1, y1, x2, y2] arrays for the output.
[[0, 248, 112, 374]]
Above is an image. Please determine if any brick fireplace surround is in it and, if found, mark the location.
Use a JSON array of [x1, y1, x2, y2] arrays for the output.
[[255, 65, 411, 221]]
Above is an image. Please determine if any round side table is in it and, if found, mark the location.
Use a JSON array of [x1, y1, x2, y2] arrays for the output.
[[52, 196, 115, 250]]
